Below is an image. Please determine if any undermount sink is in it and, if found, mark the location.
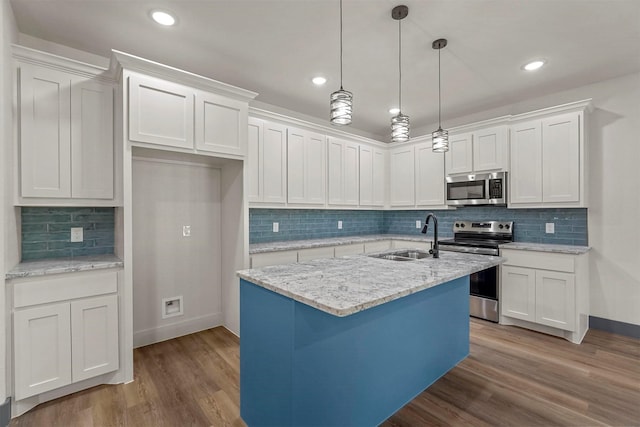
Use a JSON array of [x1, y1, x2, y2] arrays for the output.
[[369, 249, 432, 261]]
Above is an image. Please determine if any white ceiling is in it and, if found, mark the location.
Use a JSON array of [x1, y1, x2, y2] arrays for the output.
[[9, 0, 640, 141]]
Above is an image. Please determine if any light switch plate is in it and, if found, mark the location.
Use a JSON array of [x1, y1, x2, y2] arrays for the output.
[[338, 221, 343, 229], [182, 225, 191, 237], [70, 227, 83, 242], [273, 222, 279, 233], [545, 222, 555, 234], [416, 220, 421, 229]]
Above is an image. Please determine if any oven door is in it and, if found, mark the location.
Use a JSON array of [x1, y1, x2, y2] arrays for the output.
[[469, 265, 499, 322]]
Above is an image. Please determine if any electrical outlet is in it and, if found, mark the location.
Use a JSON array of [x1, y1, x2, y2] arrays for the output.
[[273, 222, 279, 233], [182, 225, 191, 237], [415, 220, 421, 229], [545, 222, 555, 234], [162, 296, 184, 319], [70, 227, 83, 242], [338, 221, 343, 230]]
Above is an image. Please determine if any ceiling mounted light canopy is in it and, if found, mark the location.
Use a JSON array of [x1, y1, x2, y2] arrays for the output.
[[432, 38, 449, 152], [391, 5, 409, 143], [330, 0, 353, 126]]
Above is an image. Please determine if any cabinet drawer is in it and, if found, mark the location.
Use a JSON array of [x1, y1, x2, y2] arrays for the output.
[[14, 270, 118, 308], [334, 244, 365, 257], [297, 247, 335, 262], [502, 249, 574, 273], [250, 251, 298, 268], [364, 240, 392, 253]]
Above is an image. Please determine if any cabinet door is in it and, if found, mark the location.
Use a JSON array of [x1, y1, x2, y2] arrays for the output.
[[14, 303, 72, 400], [128, 74, 194, 149], [535, 271, 576, 331], [250, 250, 298, 268], [445, 133, 473, 175], [327, 138, 345, 205], [360, 147, 385, 207], [328, 138, 359, 206], [510, 121, 542, 204], [473, 126, 508, 172], [247, 118, 262, 202], [195, 90, 248, 156], [415, 142, 445, 206], [297, 247, 335, 262], [71, 79, 114, 199], [390, 146, 415, 206], [19, 64, 72, 198], [542, 113, 580, 203], [71, 295, 119, 382], [501, 266, 536, 322], [287, 128, 325, 204], [262, 122, 288, 203]]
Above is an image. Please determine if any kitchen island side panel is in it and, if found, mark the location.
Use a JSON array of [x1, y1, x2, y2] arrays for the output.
[[240, 277, 469, 427]]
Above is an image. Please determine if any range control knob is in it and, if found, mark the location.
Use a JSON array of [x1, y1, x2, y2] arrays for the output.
[[499, 224, 504, 229], [460, 223, 465, 228], [505, 224, 510, 229]]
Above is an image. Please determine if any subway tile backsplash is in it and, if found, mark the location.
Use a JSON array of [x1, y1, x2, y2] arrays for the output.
[[21, 207, 116, 260], [250, 207, 588, 246]]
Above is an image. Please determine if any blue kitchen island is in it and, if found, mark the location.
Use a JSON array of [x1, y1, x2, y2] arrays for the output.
[[237, 251, 503, 427]]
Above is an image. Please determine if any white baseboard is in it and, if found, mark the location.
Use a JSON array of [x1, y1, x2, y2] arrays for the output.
[[133, 312, 224, 348]]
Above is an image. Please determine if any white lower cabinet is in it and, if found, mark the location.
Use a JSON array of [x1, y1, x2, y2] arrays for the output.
[[500, 249, 588, 344], [12, 271, 119, 400]]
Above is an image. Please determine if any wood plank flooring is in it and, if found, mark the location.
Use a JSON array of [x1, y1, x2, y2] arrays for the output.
[[10, 319, 640, 426]]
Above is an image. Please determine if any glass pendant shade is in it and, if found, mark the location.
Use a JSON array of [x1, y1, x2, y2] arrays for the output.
[[432, 127, 449, 152], [330, 88, 353, 125], [391, 113, 410, 143]]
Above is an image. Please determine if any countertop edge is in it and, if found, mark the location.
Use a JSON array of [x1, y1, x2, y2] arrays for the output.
[[6, 256, 124, 280], [499, 242, 591, 254], [249, 234, 433, 254]]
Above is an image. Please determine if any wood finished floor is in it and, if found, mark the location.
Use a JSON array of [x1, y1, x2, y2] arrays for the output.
[[10, 319, 640, 427]]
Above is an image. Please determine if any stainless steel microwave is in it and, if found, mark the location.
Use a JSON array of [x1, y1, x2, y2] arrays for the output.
[[446, 172, 507, 206]]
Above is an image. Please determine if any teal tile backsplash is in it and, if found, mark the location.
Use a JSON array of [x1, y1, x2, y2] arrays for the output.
[[21, 207, 115, 260], [249, 207, 588, 246]]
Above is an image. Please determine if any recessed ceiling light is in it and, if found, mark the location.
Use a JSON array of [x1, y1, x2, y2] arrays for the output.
[[389, 107, 400, 115], [312, 76, 327, 86], [522, 60, 546, 71], [151, 10, 176, 26]]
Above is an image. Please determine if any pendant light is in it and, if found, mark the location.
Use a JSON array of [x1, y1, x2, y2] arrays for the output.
[[391, 5, 409, 143], [432, 38, 449, 152], [330, 0, 352, 125]]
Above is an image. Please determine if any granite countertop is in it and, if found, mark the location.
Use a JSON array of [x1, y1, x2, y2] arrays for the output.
[[250, 234, 433, 254], [237, 251, 503, 317], [499, 242, 590, 254], [6, 255, 124, 280]]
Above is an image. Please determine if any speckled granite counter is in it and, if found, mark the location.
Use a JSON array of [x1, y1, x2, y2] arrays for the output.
[[237, 251, 503, 317], [249, 234, 432, 254], [6, 255, 124, 280], [500, 242, 590, 254]]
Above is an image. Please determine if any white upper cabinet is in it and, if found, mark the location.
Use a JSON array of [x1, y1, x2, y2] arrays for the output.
[[327, 137, 359, 206], [287, 127, 326, 205], [247, 118, 287, 204], [389, 145, 415, 207], [116, 50, 257, 159], [359, 145, 385, 207], [445, 126, 508, 175], [195, 90, 248, 156], [19, 65, 72, 199], [445, 133, 473, 175], [509, 103, 588, 208], [415, 142, 446, 207], [473, 126, 508, 173], [17, 56, 114, 202], [128, 73, 194, 149]]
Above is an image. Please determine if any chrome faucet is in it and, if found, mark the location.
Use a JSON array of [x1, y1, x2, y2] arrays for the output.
[[421, 213, 440, 258]]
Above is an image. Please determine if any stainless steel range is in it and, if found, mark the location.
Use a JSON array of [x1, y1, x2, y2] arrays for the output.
[[438, 220, 514, 322]]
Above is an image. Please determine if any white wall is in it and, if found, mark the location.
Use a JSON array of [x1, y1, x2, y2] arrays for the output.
[[131, 156, 223, 347], [415, 72, 640, 326], [1, 0, 18, 404]]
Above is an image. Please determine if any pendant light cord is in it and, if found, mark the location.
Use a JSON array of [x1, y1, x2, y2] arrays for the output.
[[438, 46, 441, 128], [398, 18, 402, 111], [339, 0, 344, 90]]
